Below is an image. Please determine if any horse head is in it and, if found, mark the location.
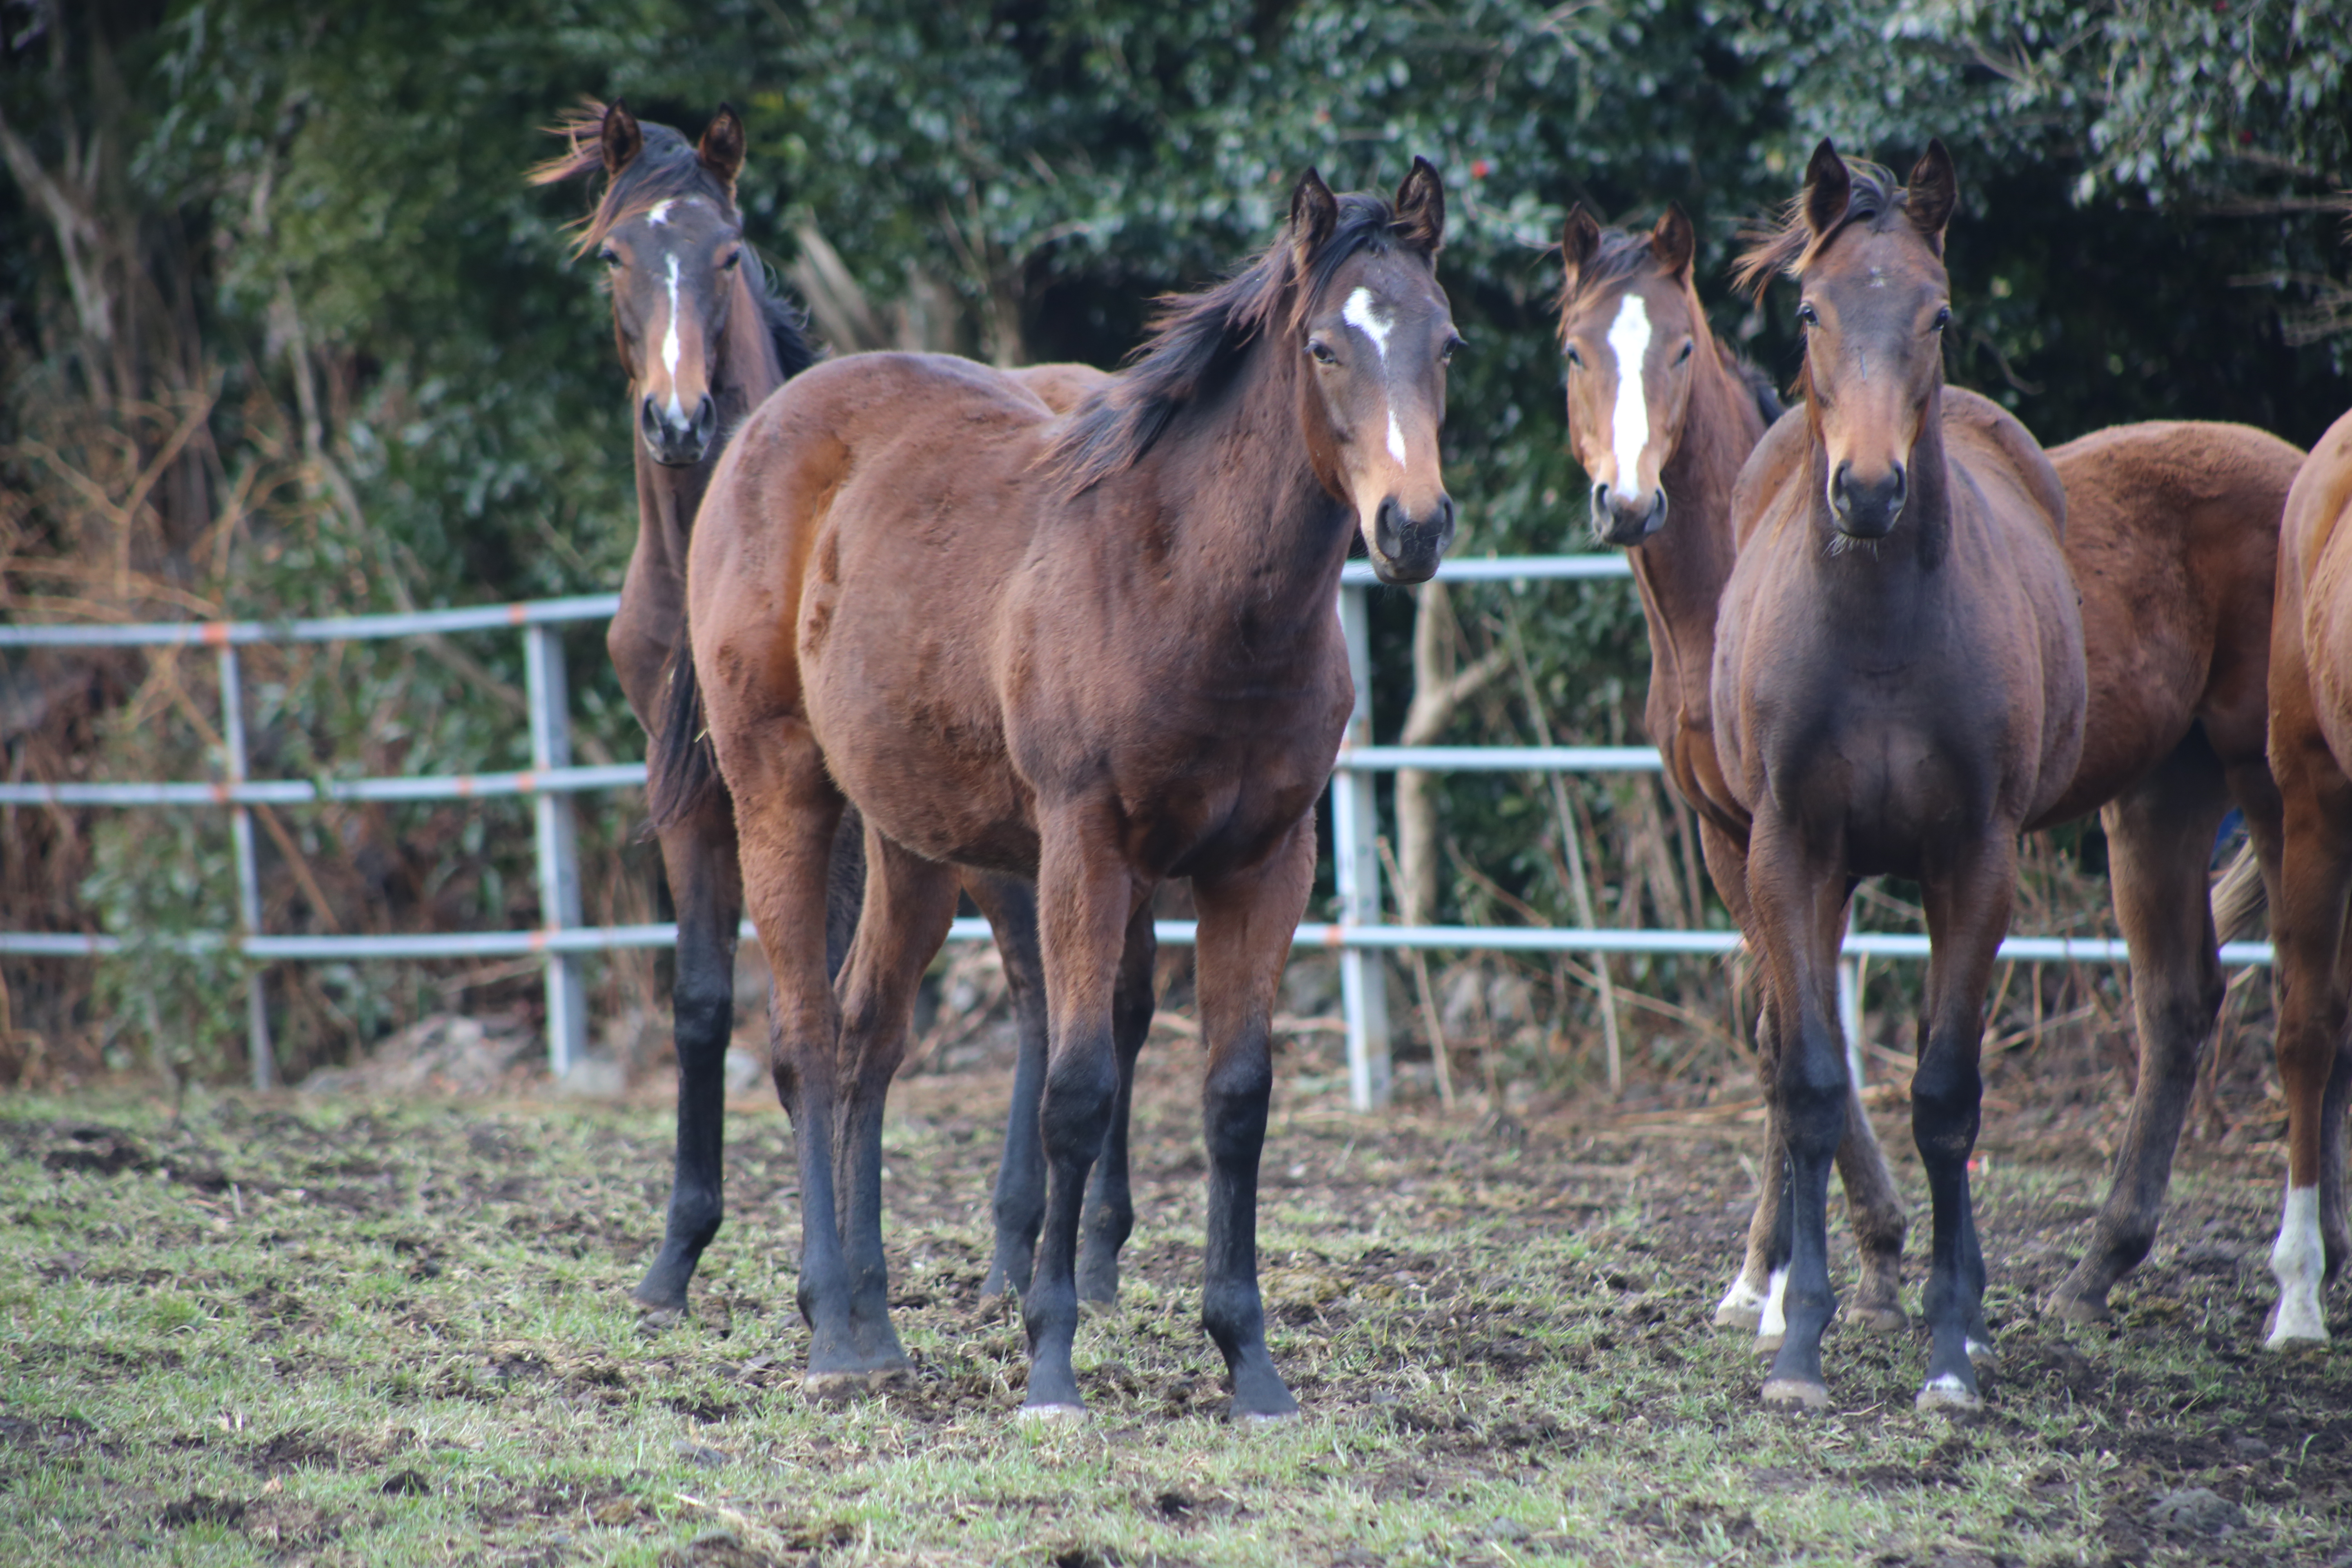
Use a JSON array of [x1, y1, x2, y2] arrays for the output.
[[1558, 204, 1703, 546], [1290, 161, 1460, 584], [539, 100, 753, 468], [1775, 139, 1957, 541]]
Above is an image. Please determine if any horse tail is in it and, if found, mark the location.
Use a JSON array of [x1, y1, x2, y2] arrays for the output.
[[2210, 840, 2267, 945], [648, 631, 725, 833]]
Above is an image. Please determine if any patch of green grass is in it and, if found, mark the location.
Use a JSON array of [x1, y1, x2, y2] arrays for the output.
[[3, 1073, 2348, 1566]]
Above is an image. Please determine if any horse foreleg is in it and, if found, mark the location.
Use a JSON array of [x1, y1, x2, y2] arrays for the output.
[[969, 873, 1049, 1301], [1078, 903, 1157, 1306], [2049, 748, 2229, 1323], [1019, 815, 1137, 1418], [1912, 837, 2016, 1411], [633, 804, 744, 1314], [2266, 728, 2352, 1347], [1699, 818, 1785, 1332], [830, 825, 959, 1389], [1748, 820, 1852, 1410], [1192, 819, 1315, 1421]]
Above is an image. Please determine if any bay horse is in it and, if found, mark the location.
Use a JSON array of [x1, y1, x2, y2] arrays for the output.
[[678, 163, 1459, 1414], [1566, 189, 2299, 1360], [1557, 206, 1911, 1336], [2263, 407, 2352, 1345], [532, 102, 1126, 1323], [1715, 140, 2086, 1409]]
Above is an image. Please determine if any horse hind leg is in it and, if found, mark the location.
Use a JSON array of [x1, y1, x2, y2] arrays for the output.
[[2048, 746, 2229, 1324], [1077, 900, 1157, 1306], [971, 873, 1049, 1302], [632, 803, 744, 1316], [829, 825, 960, 1392]]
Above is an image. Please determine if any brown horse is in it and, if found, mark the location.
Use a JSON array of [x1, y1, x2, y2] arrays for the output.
[[1716, 141, 2087, 1410], [1567, 189, 2300, 1357], [1557, 206, 1912, 1335], [529, 102, 817, 1313], [533, 102, 1125, 1322], [679, 163, 1458, 1415], [2263, 407, 2352, 1345]]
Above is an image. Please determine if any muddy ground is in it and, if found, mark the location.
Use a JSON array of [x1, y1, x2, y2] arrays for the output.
[[4, 1036, 2351, 1566]]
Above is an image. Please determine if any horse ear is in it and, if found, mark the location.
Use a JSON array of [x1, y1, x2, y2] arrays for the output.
[[1393, 156, 1445, 255], [1650, 203, 1696, 283], [1290, 167, 1339, 265], [1801, 139, 1849, 242], [1906, 138, 1958, 253], [1561, 204, 1602, 297], [601, 100, 643, 177], [698, 104, 746, 191]]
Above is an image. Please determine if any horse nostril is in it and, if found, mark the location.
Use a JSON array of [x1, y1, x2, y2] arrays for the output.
[[1889, 461, 1907, 502], [1437, 495, 1456, 534], [1831, 460, 1853, 510], [640, 398, 662, 439], [693, 394, 717, 443]]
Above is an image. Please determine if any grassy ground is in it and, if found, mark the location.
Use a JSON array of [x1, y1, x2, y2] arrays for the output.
[[5, 1051, 2351, 1568]]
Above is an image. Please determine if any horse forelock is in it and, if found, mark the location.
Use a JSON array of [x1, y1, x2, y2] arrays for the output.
[[1732, 159, 1918, 301], [532, 106, 738, 259], [1044, 192, 1411, 494], [1557, 228, 1666, 325]]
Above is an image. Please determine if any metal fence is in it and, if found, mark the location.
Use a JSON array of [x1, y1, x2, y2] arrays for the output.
[[1, 557, 2274, 1105]]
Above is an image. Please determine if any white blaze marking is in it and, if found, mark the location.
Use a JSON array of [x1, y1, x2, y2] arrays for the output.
[[661, 253, 685, 426], [1343, 287, 1410, 464], [1604, 293, 1652, 494], [2269, 1183, 2329, 1347], [648, 198, 677, 226]]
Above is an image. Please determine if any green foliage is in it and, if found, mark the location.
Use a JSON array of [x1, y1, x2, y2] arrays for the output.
[[4, 0, 2349, 1077]]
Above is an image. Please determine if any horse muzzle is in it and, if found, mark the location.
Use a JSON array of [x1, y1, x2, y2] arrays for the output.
[[640, 392, 719, 468], [1368, 492, 1457, 585], [1591, 482, 1668, 546], [1830, 459, 1905, 540]]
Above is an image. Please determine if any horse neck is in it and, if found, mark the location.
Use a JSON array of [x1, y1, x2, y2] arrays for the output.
[[1629, 322, 1759, 726], [627, 268, 788, 612], [1140, 336, 1353, 635]]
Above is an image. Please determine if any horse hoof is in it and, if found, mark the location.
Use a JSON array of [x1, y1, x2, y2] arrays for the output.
[[633, 1305, 686, 1334], [1017, 1401, 1088, 1423], [1847, 1303, 1908, 1335], [2045, 1290, 2111, 1326], [1760, 1376, 1829, 1410], [1915, 1375, 1982, 1412], [1752, 1331, 1784, 1356], [1965, 1336, 1999, 1367], [866, 1363, 915, 1391], [803, 1371, 870, 1403], [1714, 1302, 1764, 1333], [1234, 1407, 1301, 1426]]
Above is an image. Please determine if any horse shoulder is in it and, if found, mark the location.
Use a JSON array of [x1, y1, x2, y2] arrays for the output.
[[1728, 404, 1812, 549], [1007, 362, 1115, 416], [1942, 388, 2065, 542]]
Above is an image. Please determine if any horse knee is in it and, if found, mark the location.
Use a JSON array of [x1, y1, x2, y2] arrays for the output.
[[1910, 1051, 1983, 1160], [672, 965, 735, 1056], [1203, 1050, 1273, 1166], [1042, 1046, 1118, 1162]]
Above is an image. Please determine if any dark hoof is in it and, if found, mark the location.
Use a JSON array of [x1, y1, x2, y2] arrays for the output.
[[630, 1278, 690, 1316], [804, 1370, 870, 1404], [1761, 1376, 1830, 1410], [634, 1306, 686, 1337]]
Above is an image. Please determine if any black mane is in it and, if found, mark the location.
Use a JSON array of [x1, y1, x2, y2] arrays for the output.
[[1045, 192, 1408, 493]]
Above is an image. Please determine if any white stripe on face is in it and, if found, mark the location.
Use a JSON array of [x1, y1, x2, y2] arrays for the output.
[[661, 253, 684, 425], [1605, 293, 1653, 493], [1343, 287, 1409, 463], [647, 198, 677, 226]]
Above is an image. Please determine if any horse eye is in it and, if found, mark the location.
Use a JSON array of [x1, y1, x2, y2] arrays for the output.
[[1564, 344, 1584, 368], [598, 246, 621, 268], [719, 249, 742, 272], [1797, 303, 1820, 328], [1675, 340, 1694, 365], [1933, 305, 1952, 332], [1441, 335, 1464, 365], [1309, 340, 1338, 366]]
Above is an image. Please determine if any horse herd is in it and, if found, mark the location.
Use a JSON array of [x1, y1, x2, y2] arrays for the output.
[[530, 103, 2352, 1420]]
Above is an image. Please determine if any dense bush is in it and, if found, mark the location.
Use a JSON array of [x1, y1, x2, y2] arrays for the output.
[[3, 0, 2346, 1087]]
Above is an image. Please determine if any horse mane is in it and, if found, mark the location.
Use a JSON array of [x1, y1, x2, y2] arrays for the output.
[[1732, 356, 1787, 426], [1731, 158, 1909, 300], [530, 100, 819, 381], [1044, 192, 1406, 494]]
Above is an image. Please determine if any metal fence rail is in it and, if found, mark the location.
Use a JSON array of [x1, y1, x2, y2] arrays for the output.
[[2, 555, 2275, 1106]]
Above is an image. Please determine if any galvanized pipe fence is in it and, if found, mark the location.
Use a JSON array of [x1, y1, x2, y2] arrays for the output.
[[1, 557, 2274, 1105]]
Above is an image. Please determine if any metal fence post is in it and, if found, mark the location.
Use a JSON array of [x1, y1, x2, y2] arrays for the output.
[[218, 644, 274, 1090], [1333, 583, 1392, 1109], [525, 625, 588, 1078]]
